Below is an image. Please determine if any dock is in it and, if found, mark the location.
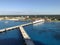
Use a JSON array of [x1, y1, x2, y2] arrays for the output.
[[0, 22, 32, 32], [19, 26, 34, 45], [0, 22, 35, 45], [0, 25, 19, 32]]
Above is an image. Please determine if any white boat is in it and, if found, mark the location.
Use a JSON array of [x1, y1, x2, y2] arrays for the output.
[[33, 19, 45, 24]]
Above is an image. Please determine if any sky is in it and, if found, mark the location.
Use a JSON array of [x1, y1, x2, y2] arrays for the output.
[[0, 0, 60, 15]]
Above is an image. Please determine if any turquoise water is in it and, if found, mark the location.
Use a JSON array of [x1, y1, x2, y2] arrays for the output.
[[24, 22, 60, 45]]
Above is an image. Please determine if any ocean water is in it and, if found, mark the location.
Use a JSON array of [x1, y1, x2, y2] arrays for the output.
[[24, 22, 60, 45], [0, 20, 29, 29], [0, 28, 25, 45], [0, 20, 29, 45]]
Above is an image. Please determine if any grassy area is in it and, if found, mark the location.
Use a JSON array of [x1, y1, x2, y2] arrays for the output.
[[51, 20, 60, 22]]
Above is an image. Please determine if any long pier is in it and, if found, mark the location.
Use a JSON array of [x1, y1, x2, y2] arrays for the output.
[[19, 26, 34, 45], [0, 25, 20, 32], [0, 22, 32, 32], [0, 22, 35, 45]]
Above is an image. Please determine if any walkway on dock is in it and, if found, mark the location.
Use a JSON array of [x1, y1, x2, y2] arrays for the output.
[[0, 22, 35, 45]]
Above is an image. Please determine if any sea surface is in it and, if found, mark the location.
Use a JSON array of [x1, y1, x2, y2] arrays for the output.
[[0, 20, 29, 29], [0, 29, 25, 45], [0, 20, 29, 45], [24, 22, 60, 45]]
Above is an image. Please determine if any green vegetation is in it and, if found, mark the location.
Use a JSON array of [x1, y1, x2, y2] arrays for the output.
[[0, 15, 60, 22]]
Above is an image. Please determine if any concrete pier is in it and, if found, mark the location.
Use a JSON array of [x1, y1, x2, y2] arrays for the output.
[[0, 22, 35, 45], [0, 22, 32, 32], [6, 26, 19, 31], [0, 25, 19, 32], [19, 26, 34, 45], [0, 29, 5, 32]]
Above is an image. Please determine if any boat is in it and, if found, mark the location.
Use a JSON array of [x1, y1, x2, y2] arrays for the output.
[[33, 19, 45, 24]]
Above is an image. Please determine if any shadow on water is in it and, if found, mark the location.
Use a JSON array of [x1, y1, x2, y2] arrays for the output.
[[24, 39, 45, 45], [0, 28, 26, 45], [53, 32, 60, 40], [0, 38, 23, 45], [33, 40, 45, 45]]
